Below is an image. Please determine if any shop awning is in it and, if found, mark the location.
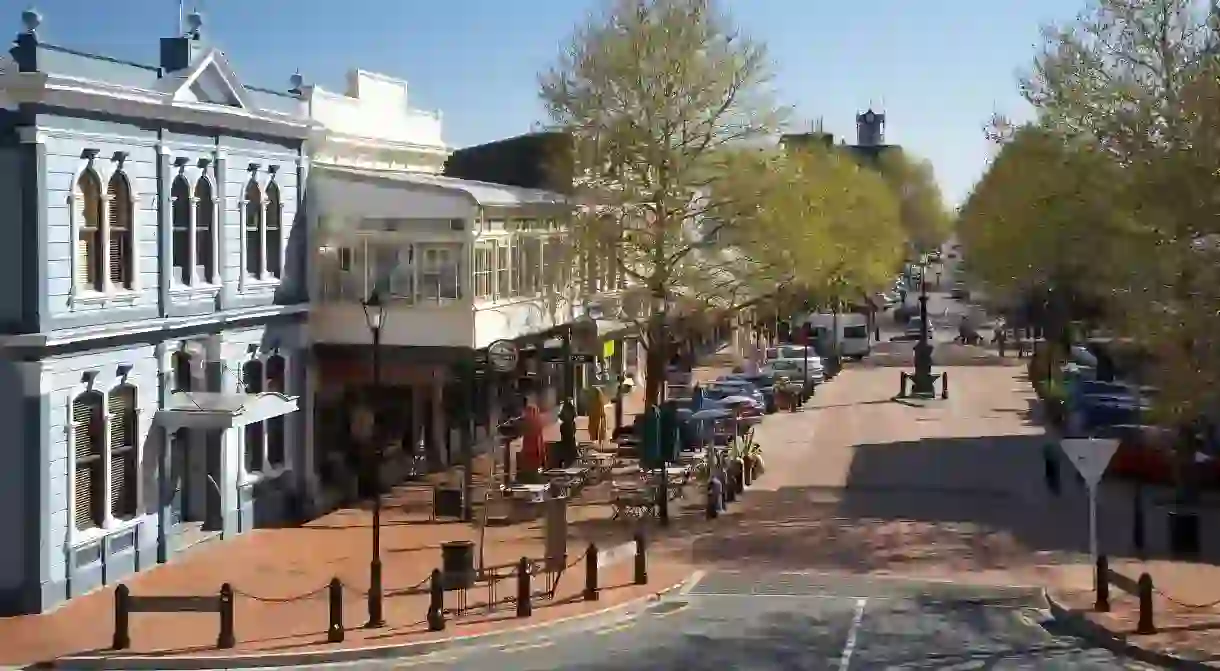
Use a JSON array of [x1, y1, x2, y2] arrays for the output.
[[154, 391, 299, 431]]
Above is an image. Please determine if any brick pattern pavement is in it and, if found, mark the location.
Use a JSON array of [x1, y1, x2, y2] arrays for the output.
[[0, 348, 739, 666]]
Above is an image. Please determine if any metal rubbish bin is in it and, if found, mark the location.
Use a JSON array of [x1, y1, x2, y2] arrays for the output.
[[441, 540, 475, 590]]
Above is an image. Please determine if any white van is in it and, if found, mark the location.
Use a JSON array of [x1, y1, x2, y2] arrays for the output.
[[805, 313, 872, 360]]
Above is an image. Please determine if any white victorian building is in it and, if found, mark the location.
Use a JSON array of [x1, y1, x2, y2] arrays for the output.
[[302, 70, 582, 505]]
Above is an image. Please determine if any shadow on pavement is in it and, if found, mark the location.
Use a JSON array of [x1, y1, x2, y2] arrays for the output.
[[629, 435, 1220, 576]]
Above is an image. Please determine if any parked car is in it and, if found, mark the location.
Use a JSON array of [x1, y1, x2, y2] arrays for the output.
[[764, 358, 824, 385], [706, 379, 767, 410], [950, 283, 970, 300], [722, 372, 782, 413], [903, 317, 934, 340]]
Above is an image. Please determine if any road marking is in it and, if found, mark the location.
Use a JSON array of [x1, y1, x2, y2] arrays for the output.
[[838, 598, 867, 671], [496, 639, 556, 654], [591, 621, 637, 636], [654, 601, 691, 618], [688, 592, 853, 599], [679, 570, 707, 595]]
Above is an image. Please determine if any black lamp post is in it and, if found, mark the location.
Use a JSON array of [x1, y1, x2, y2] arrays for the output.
[[361, 289, 387, 629], [909, 267, 937, 398]]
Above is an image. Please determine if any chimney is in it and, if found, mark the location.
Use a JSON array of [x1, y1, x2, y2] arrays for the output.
[[159, 10, 204, 74]]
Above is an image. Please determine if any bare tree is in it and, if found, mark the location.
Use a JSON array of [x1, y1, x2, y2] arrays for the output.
[[539, 0, 788, 405]]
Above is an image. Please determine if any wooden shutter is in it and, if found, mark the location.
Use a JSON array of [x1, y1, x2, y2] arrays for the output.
[[266, 356, 286, 467], [265, 183, 282, 278], [171, 176, 191, 284], [194, 179, 214, 283], [76, 173, 101, 291], [107, 175, 132, 289], [243, 360, 265, 473], [245, 182, 262, 277], [108, 386, 137, 519], [73, 394, 103, 530]]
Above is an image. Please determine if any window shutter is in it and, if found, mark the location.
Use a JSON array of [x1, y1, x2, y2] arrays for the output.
[[72, 395, 103, 530], [172, 177, 191, 285], [108, 386, 137, 518], [195, 179, 214, 283], [75, 188, 90, 289], [245, 182, 263, 277], [265, 184, 282, 278], [107, 176, 131, 288]]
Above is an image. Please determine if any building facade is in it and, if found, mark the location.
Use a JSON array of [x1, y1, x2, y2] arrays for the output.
[[304, 71, 595, 508], [0, 10, 312, 614]]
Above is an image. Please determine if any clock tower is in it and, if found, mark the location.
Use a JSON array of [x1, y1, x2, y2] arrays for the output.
[[856, 108, 885, 146]]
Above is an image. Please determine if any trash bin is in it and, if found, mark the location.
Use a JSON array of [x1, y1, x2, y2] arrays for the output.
[[433, 486, 464, 519], [441, 540, 475, 590]]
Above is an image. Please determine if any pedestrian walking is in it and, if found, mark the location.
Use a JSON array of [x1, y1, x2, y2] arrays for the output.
[[586, 386, 608, 446]]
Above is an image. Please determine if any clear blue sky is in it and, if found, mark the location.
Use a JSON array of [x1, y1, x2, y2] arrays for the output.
[[21, 0, 1079, 206]]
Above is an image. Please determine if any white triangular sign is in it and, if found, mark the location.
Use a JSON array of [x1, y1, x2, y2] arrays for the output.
[[1059, 438, 1119, 488]]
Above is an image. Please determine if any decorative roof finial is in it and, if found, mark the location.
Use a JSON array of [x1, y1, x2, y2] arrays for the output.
[[288, 70, 304, 94], [20, 7, 41, 34], [185, 10, 202, 38]]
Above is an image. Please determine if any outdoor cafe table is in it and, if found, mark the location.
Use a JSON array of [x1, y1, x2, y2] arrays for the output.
[[647, 466, 691, 485], [541, 466, 589, 488], [502, 483, 549, 504]]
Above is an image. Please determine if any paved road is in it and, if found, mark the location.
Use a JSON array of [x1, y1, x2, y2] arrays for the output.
[[380, 571, 1149, 670]]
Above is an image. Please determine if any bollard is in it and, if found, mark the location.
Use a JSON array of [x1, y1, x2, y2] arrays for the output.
[[327, 577, 344, 643], [1133, 484, 1146, 556], [706, 475, 722, 519], [941, 372, 949, 400], [1094, 555, 1110, 612], [734, 462, 745, 496], [725, 471, 737, 503], [112, 584, 131, 650], [634, 532, 648, 585], [427, 568, 446, 632], [516, 557, 532, 618], [584, 543, 600, 601], [743, 457, 753, 486], [899, 372, 908, 398], [218, 583, 236, 649], [1043, 444, 1061, 495], [1136, 573, 1155, 634]]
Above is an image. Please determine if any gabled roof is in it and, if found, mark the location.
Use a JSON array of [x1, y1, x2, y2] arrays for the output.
[[159, 48, 253, 110]]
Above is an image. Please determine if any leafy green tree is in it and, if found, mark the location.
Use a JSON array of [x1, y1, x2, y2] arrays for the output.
[[875, 149, 953, 253]]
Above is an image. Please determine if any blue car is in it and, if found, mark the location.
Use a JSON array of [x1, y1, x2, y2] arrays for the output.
[[1067, 380, 1151, 435]]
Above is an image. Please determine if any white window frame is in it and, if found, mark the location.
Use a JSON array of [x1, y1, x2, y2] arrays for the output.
[[68, 162, 142, 308], [65, 381, 146, 550], [239, 352, 293, 483]]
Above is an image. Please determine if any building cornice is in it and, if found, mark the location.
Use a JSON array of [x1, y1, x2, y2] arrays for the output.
[[0, 71, 317, 140]]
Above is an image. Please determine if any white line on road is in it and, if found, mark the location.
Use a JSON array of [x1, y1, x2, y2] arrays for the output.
[[679, 570, 707, 595], [838, 598, 867, 671]]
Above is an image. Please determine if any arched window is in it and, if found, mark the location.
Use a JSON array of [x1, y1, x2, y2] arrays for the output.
[[265, 182, 282, 279], [170, 175, 191, 285], [266, 355, 286, 467], [71, 391, 105, 530], [172, 350, 193, 393], [75, 170, 104, 292], [107, 385, 138, 519], [107, 172, 134, 290], [243, 359, 265, 473], [244, 180, 263, 278], [195, 178, 215, 283]]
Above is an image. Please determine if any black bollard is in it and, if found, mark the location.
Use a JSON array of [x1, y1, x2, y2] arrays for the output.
[[725, 472, 737, 503], [1094, 555, 1110, 612], [1136, 573, 1155, 634], [634, 532, 648, 585], [899, 372, 908, 398], [427, 569, 446, 631], [112, 584, 131, 650], [517, 557, 532, 618], [706, 475, 722, 519], [327, 577, 344, 643], [743, 456, 753, 486], [218, 583, 236, 649], [1043, 444, 1061, 495], [941, 372, 949, 400], [584, 543, 600, 601]]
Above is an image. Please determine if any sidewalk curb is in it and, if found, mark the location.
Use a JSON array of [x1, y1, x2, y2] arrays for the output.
[[1042, 588, 1216, 670], [44, 574, 699, 670]]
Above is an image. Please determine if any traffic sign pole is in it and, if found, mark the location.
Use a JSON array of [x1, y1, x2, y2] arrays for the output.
[[1060, 438, 1120, 564]]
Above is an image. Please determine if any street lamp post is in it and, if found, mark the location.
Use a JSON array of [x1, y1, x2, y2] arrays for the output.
[[653, 294, 671, 527], [361, 289, 388, 629], [909, 266, 937, 398]]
